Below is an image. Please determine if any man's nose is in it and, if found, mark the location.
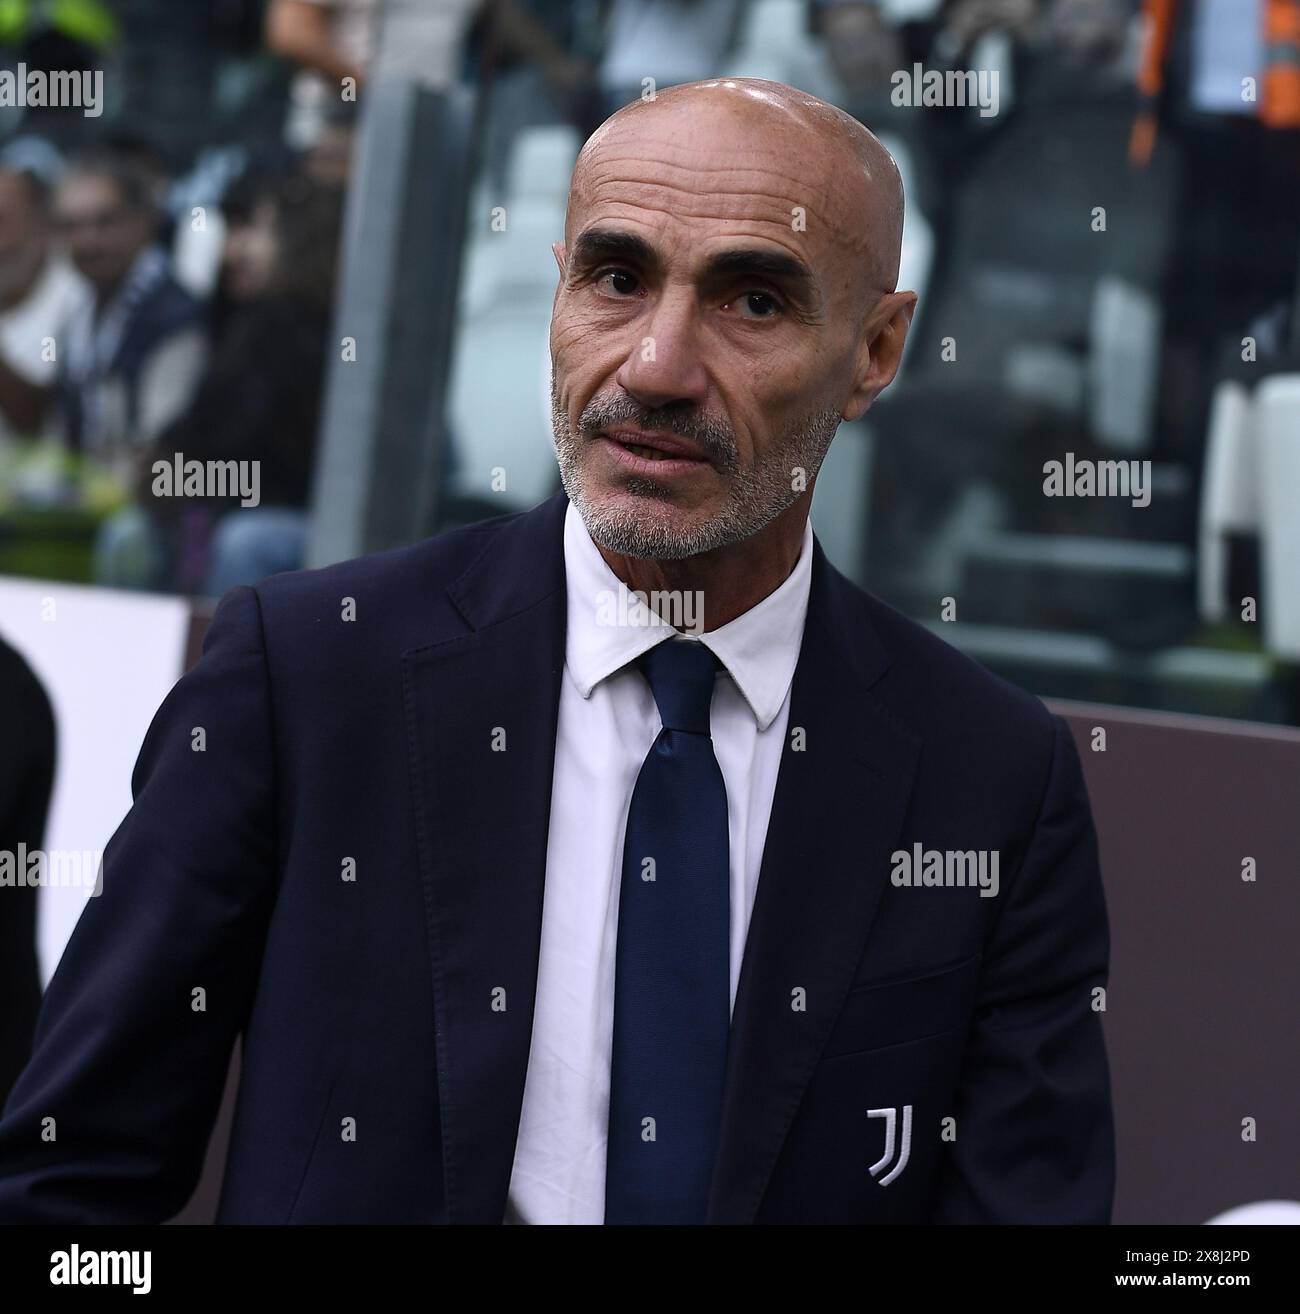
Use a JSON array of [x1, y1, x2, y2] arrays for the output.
[[613, 288, 709, 410]]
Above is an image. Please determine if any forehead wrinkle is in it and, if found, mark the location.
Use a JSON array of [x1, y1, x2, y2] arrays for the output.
[[575, 132, 876, 248], [568, 80, 904, 300], [580, 185, 838, 235], [574, 159, 843, 242], [580, 144, 836, 203]]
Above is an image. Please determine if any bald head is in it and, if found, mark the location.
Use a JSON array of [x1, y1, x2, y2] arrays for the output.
[[566, 78, 906, 302]]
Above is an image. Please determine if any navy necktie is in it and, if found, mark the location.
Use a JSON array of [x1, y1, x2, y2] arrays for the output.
[[605, 638, 730, 1225]]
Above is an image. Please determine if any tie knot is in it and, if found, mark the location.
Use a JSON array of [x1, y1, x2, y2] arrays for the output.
[[637, 638, 720, 735]]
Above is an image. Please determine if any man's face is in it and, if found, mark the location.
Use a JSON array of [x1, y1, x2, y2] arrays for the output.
[[0, 174, 47, 300], [54, 173, 152, 293], [548, 97, 901, 560], [222, 198, 280, 302]]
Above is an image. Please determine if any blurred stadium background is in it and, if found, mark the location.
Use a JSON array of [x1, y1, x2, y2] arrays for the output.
[[0, 0, 1296, 721]]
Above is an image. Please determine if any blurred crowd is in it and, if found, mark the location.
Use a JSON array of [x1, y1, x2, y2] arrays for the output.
[[0, 0, 1295, 627]]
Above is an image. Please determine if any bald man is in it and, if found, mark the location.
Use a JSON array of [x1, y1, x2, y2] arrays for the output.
[[0, 80, 1113, 1225]]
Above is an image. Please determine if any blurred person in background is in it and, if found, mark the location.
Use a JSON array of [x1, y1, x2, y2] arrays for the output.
[[92, 131, 176, 250], [813, 1, 908, 107], [53, 152, 206, 473], [0, 157, 90, 446], [50, 151, 207, 586], [266, 0, 379, 151], [883, 0, 1133, 170], [267, 0, 487, 181], [207, 162, 288, 331], [1132, 0, 1300, 463], [147, 169, 344, 596], [0, 632, 55, 1109], [467, 0, 602, 195]]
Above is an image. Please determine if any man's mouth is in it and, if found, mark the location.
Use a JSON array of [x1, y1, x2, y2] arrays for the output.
[[623, 442, 678, 462], [599, 428, 710, 466]]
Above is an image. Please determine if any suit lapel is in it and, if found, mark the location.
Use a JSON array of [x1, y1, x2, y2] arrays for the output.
[[403, 495, 568, 1223], [707, 541, 922, 1223]]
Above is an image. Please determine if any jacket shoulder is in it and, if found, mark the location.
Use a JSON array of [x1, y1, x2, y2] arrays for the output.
[[849, 574, 1060, 749], [246, 507, 528, 622]]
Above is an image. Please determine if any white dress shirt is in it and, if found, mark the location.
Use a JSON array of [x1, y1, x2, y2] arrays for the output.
[[504, 502, 814, 1224]]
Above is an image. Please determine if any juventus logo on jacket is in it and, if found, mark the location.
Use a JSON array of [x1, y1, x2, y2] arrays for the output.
[[868, 1105, 912, 1186]]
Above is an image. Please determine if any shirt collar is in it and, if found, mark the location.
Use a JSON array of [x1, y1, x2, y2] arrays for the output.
[[562, 500, 814, 731]]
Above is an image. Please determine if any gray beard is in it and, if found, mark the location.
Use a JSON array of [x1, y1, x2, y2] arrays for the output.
[[550, 378, 841, 560]]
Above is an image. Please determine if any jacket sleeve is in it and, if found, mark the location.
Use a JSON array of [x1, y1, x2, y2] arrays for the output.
[[0, 585, 278, 1222], [0, 639, 56, 1108], [926, 713, 1116, 1223]]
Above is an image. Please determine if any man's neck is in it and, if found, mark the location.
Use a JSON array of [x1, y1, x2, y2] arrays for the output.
[[595, 494, 811, 632]]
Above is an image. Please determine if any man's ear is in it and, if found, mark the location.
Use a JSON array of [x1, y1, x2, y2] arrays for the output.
[[842, 290, 916, 423], [552, 241, 566, 277]]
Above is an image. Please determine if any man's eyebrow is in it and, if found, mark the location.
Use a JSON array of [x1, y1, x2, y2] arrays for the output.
[[569, 227, 658, 273], [700, 247, 817, 304], [569, 226, 821, 311]]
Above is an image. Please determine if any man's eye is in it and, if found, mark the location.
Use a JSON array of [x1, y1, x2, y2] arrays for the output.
[[730, 291, 782, 318], [597, 268, 639, 296]]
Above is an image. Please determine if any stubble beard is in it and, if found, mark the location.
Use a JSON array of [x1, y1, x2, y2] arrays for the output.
[[549, 377, 842, 560]]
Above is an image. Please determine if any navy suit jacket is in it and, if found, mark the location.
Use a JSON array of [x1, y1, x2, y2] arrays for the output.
[[0, 493, 1114, 1223]]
